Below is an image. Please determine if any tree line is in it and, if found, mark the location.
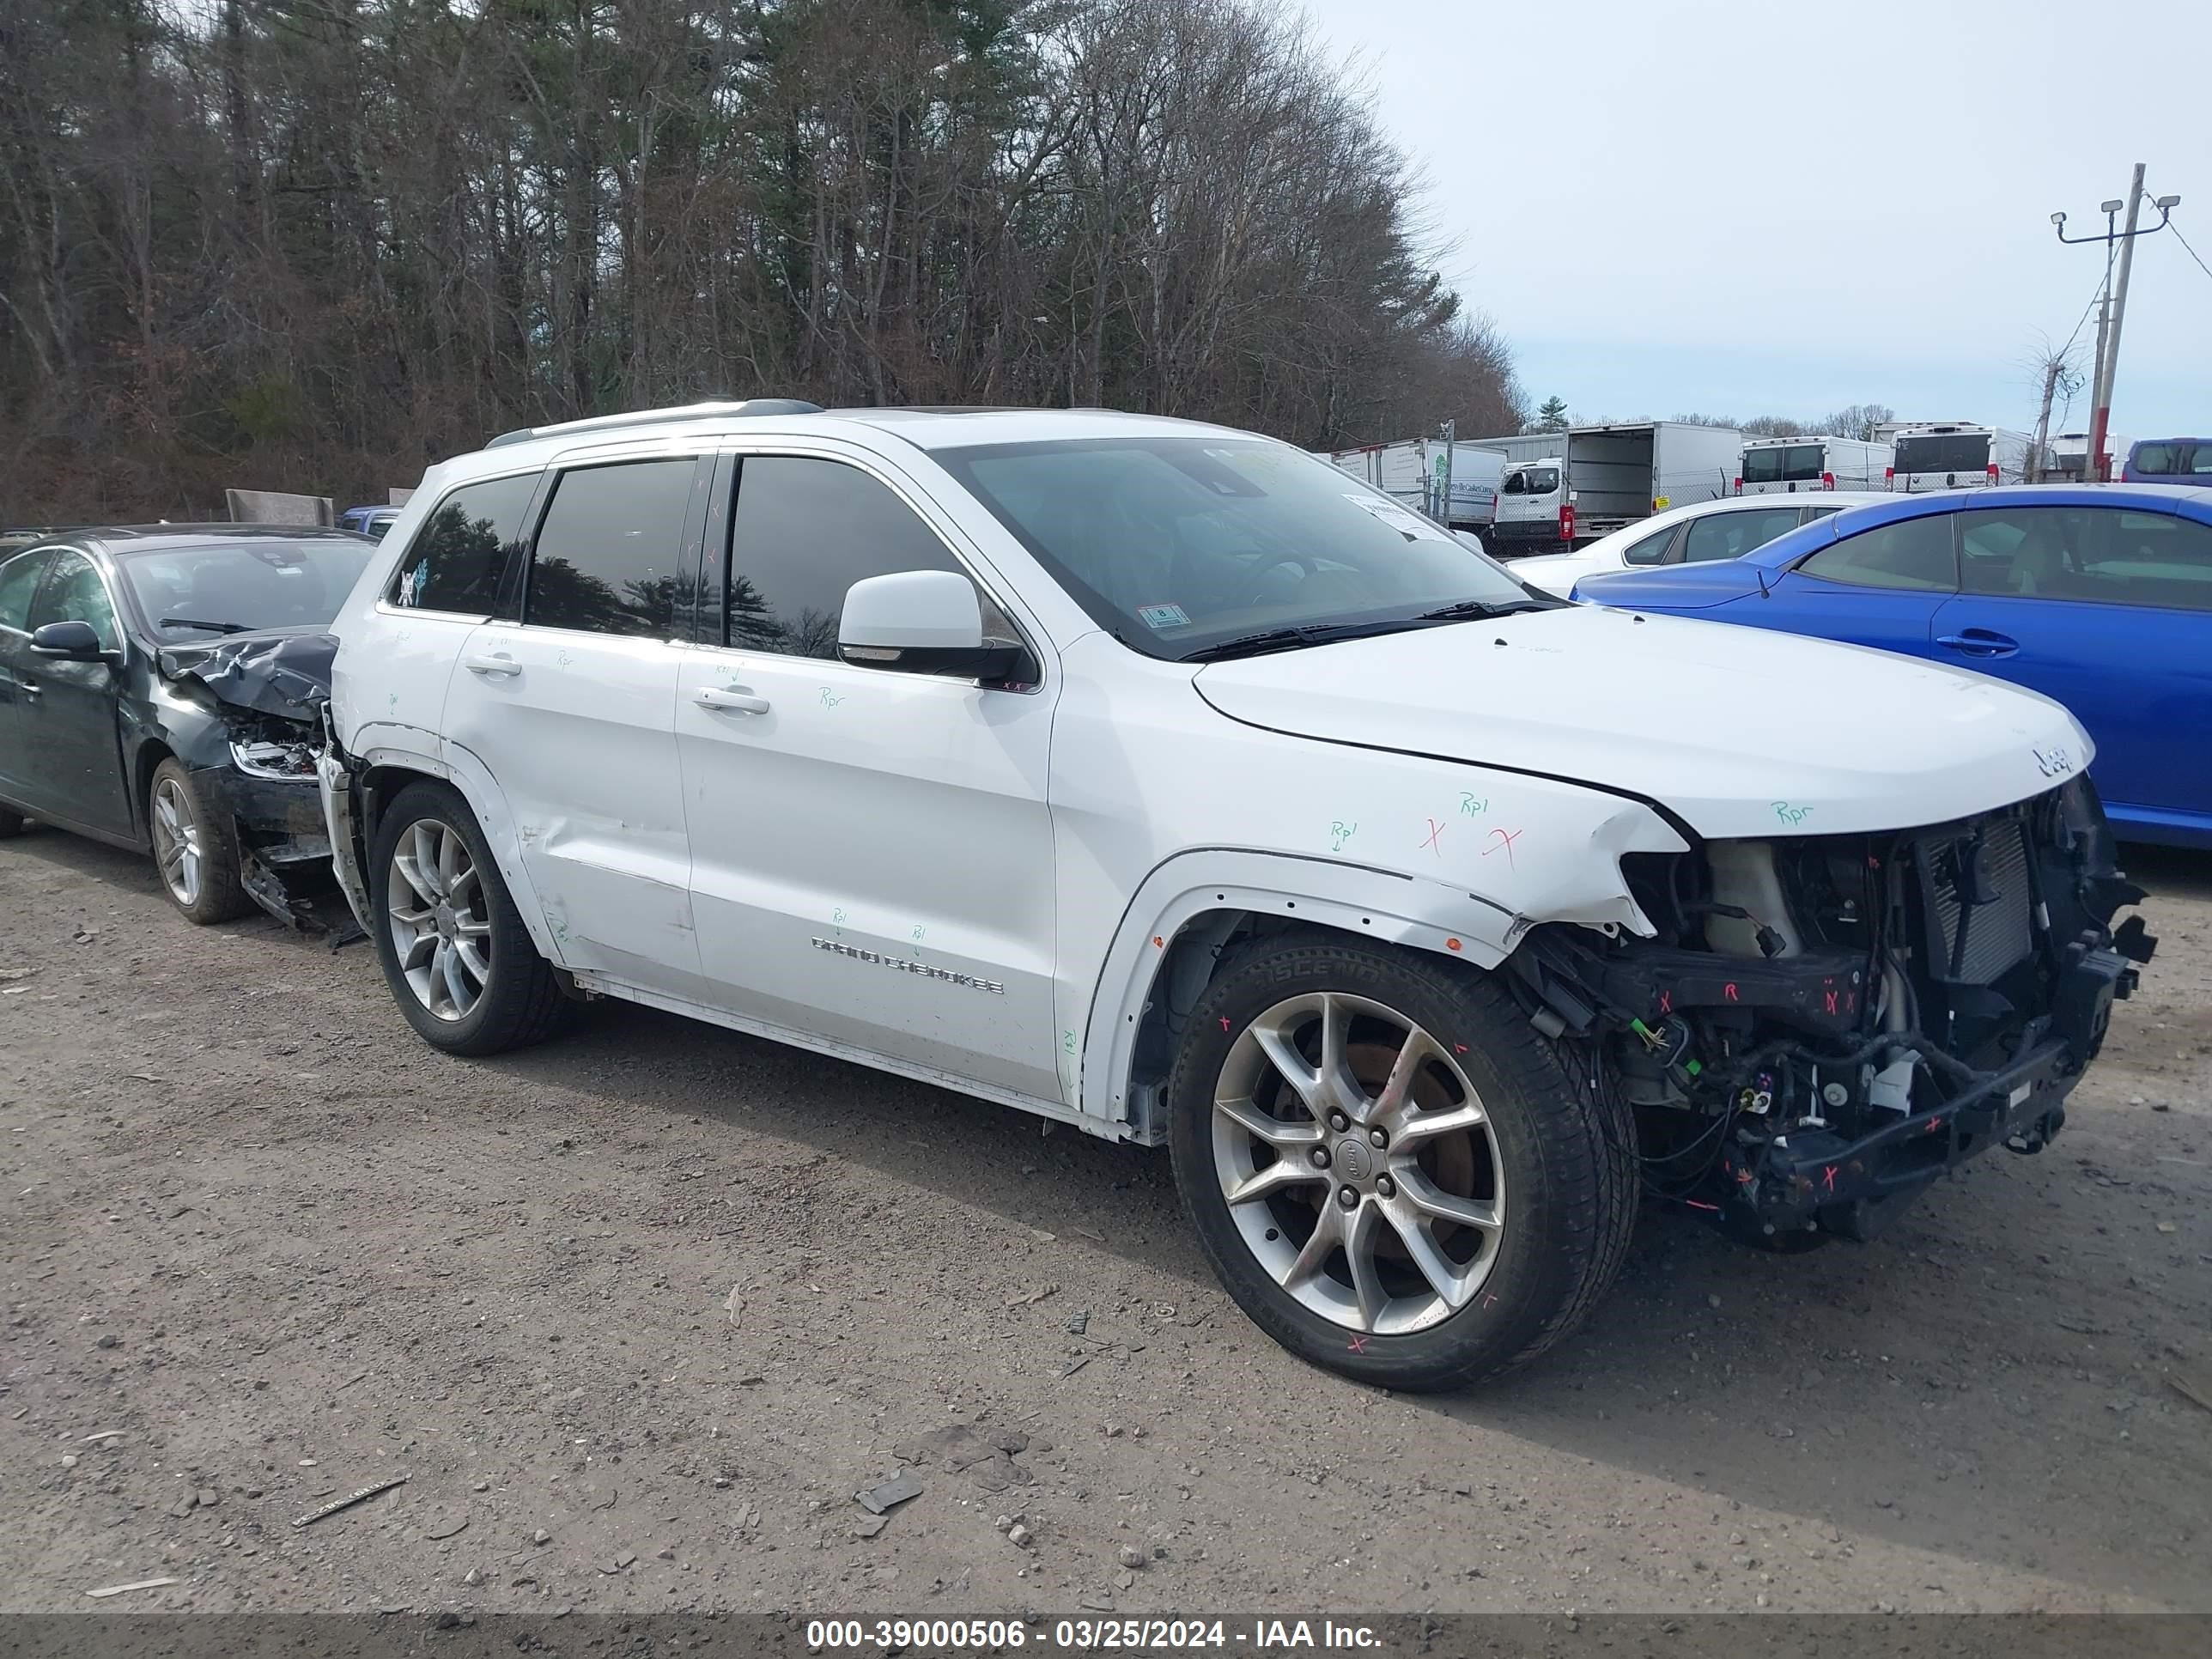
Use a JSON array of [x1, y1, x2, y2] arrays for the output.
[[1524, 397, 1899, 441], [0, 0, 1524, 524]]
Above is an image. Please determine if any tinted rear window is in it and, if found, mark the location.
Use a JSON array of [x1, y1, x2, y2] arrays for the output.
[[1680, 507, 1803, 564], [1741, 444, 1824, 484], [391, 472, 538, 616], [525, 459, 700, 638], [1894, 434, 1990, 475], [1798, 514, 1957, 590]]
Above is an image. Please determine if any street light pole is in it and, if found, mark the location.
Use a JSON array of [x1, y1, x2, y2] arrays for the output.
[[2092, 165, 2147, 483], [2054, 166, 2179, 481]]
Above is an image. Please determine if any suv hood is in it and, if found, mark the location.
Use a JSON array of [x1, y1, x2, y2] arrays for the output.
[[1192, 605, 2089, 839]]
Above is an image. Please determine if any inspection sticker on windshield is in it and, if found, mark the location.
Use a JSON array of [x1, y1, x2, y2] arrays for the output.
[[1343, 494, 1449, 540], [1137, 602, 1192, 630]]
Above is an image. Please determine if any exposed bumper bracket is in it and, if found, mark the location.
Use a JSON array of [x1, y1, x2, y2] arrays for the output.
[[1722, 1035, 2077, 1235]]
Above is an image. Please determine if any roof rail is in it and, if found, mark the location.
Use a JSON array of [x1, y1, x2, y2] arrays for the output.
[[484, 398, 825, 450]]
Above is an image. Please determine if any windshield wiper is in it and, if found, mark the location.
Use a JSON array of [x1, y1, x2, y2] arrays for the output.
[[1414, 596, 1559, 622], [160, 617, 251, 635], [1181, 623, 1402, 662]]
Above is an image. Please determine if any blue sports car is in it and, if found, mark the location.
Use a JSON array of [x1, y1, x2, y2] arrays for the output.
[[1575, 484, 2212, 848]]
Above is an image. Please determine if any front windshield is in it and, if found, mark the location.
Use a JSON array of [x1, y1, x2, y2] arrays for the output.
[[121, 538, 375, 642], [933, 436, 1543, 659]]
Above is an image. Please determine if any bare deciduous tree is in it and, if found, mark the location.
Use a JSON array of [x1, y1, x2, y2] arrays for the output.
[[0, 0, 1521, 520]]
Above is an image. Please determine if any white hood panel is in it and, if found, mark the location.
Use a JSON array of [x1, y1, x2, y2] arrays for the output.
[[1194, 605, 2089, 840]]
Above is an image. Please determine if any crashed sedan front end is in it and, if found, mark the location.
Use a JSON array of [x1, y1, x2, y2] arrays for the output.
[[158, 632, 338, 927], [1508, 776, 2154, 1242]]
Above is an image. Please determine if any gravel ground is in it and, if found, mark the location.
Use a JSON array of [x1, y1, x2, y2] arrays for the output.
[[2, 826, 2207, 1617]]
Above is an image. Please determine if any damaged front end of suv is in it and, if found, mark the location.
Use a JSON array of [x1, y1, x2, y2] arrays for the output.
[[1509, 777, 2154, 1244]]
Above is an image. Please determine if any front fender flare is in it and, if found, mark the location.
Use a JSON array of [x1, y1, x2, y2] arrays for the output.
[[1076, 849, 1525, 1139]]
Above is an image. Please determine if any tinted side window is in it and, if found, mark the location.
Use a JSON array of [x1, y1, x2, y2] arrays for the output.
[[726, 457, 963, 656], [525, 459, 699, 639], [390, 472, 538, 616], [1797, 514, 1957, 591], [1960, 507, 2212, 612], [0, 550, 53, 631], [1619, 525, 1677, 566], [1680, 507, 1801, 565], [29, 553, 119, 649]]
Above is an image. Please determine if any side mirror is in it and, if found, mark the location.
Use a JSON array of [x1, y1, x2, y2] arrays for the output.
[[838, 570, 1024, 682], [30, 620, 110, 663]]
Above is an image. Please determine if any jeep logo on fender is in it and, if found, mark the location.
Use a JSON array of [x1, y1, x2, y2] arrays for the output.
[[810, 937, 1006, 994]]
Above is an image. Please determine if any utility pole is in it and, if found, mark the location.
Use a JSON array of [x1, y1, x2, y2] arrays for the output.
[[2029, 358, 2061, 483], [2093, 165, 2147, 482], [2054, 167, 2179, 481], [2087, 228, 2112, 472]]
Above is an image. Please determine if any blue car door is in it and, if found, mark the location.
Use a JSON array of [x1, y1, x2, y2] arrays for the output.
[[1929, 502, 2212, 830], [1749, 509, 1960, 656]]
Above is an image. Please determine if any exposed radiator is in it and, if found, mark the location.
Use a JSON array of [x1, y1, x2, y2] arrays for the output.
[[1918, 817, 2034, 985]]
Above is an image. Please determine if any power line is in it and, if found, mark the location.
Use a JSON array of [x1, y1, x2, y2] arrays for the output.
[[2057, 268, 2106, 362], [2167, 217, 2212, 288]]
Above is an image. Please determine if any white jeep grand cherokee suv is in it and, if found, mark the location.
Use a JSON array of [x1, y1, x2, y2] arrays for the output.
[[319, 401, 2151, 1389]]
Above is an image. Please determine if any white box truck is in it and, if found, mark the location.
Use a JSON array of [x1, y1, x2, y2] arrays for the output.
[[1320, 439, 1509, 530], [1735, 434, 1894, 495], [1487, 421, 1741, 553]]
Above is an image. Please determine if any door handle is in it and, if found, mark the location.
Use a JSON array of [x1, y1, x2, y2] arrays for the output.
[[694, 685, 770, 715], [465, 653, 520, 678], [1936, 629, 2020, 659]]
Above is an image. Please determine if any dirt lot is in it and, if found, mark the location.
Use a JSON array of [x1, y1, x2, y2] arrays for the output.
[[2, 827, 2208, 1619]]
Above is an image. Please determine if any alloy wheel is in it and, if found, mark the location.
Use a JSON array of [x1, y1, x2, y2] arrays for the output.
[[386, 818, 492, 1021], [151, 776, 203, 907], [1212, 991, 1506, 1335]]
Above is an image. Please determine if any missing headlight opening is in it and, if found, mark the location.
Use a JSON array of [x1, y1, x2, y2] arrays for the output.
[[1506, 776, 2156, 1246], [228, 737, 319, 779]]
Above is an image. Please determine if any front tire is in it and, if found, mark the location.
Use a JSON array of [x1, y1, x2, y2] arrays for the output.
[[0, 803, 25, 839], [368, 781, 566, 1055], [1167, 933, 1635, 1390], [149, 758, 252, 925]]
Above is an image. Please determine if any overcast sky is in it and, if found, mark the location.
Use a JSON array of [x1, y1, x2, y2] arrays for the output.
[[1297, 0, 2211, 442]]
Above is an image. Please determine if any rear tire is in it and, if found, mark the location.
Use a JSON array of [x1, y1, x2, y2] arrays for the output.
[[369, 780, 566, 1056], [1167, 933, 1636, 1390], [0, 803, 25, 839], [149, 758, 253, 925]]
